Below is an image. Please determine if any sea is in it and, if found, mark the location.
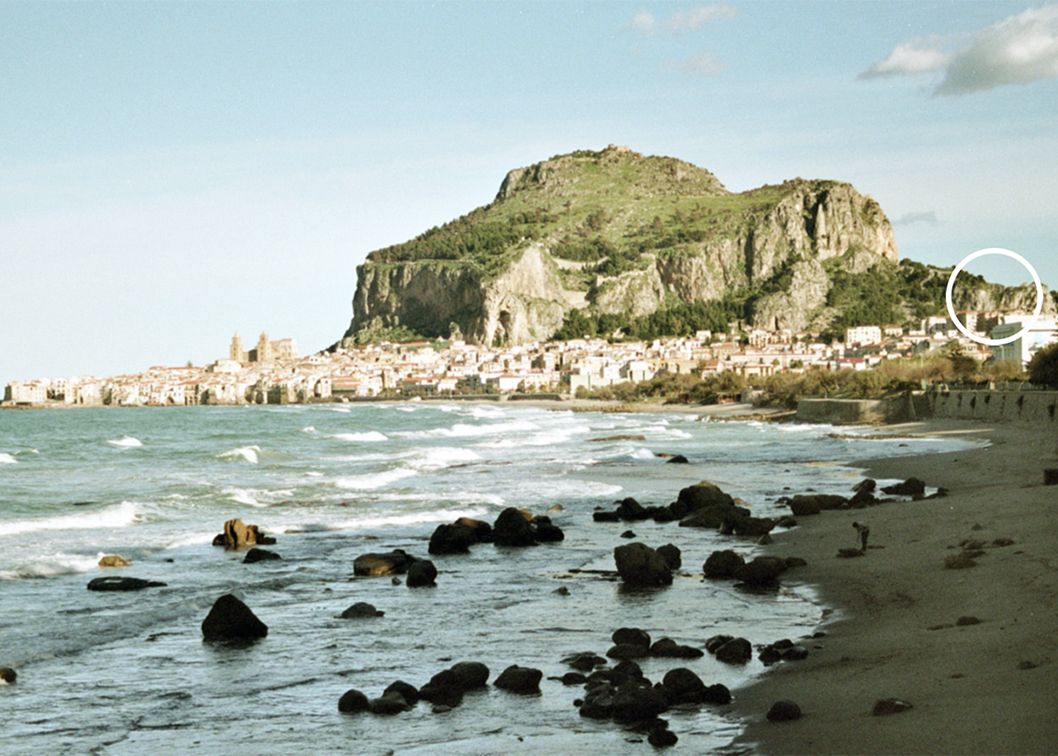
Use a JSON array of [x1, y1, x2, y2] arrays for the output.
[[0, 402, 984, 754]]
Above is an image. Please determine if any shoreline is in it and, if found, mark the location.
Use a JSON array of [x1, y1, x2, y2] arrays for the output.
[[728, 417, 1058, 754]]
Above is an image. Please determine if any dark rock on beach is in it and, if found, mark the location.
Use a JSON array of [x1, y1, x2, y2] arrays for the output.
[[455, 516, 493, 542], [493, 508, 536, 546], [712, 637, 752, 665], [767, 700, 802, 722], [661, 667, 707, 704], [201, 594, 268, 642], [873, 698, 914, 716], [0, 667, 16, 684], [612, 682, 668, 723], [243, 547, 281, 563], [733, 556, 787, 589], [882, 478, 927, 497], [87, 576, 166, 592], [563, 652, 607, 672], [418, 670, 465, 707], [340, 602, 384, 619], [383, 680, 419, 705], [448, 661, 490, 690], [593, 510, 621, 522], [406, 559, 438, 587], [338, 688, 369, 713], [354, 549, 417, 576], [494, 665, 542, 694], [614, 543, 673, 587], [705, 634, 734, 654], [656, 543, 681, 570], [788, 494, 847, 515], [613, 627, 651, 648], [617, 497, 651, 521], [607, 643, 649, 660], [703, 549, 745, 579], [648, 722, 678, 747], [665, 454, 689, 464], [650, 637, 703, 658], [532, 516, 566, 542], [428, 523, 478, 555], [369, 692, 411, 715]]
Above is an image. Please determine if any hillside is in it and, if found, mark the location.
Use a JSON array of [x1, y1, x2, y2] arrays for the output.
[[342, 145, 1049, 345]]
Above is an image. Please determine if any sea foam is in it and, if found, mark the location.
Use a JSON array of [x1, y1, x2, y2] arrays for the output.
[[335, 467, 417, 490], [333, 431, 388, 443], [217, 445, 260, 464], [0, 501, 141, 538], [107, 435, 143, 448], [0, 453, 17, 465]]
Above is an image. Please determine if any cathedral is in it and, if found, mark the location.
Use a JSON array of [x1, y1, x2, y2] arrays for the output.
[[229, 332, 297, 363]]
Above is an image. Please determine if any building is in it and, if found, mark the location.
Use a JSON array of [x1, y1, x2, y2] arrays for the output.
[[3, 381, 47, 404], [844, 326, 882, 347], [229, 331, 299, 364], [990, 317, 1058, 367]]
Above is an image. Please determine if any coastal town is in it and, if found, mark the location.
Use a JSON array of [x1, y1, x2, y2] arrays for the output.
[[5, 310, 1056, 409]]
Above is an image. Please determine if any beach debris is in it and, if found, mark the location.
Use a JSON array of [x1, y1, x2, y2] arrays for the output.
[[563, 652, 607, 672], [881, 477, 927, 498], [614, 543, 674, 587], [944, 552, 978, 569], [992, 537, 1015, 547], [656, 544, 681, 570], [650, 638, 704, 659], [853, 521, 870, 552], [1017, 660, 1038, 670], [708, 636, 752, 665], [406, 559, 438, 588], [785, 556, 808, 569], [620, 530, 637, 539], [703, 549, 745, 579], [1044, 468, 1058, 486], [787, 494, 847, 515], [243, 547, 281, 564], [553, 585, 571, 596], [589, 434, 647, 442], [837, 548, 865, 559], [0, 667, 16, 685], [494, 665, 542, 694], [354, 549, 419, 576], [767, 700, 802, 722], [337, 689, 369, 713], [665, 454, 689, 464], [872, 698, 913, 716], [201, 594, 268, 642], [955, 615, 981, 626], [98, 554, 130, 568], [87, 576, 166, 592], [339, 602, 384, 619]]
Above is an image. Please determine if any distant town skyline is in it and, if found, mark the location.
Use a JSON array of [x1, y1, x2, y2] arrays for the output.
[[2, 1, 1057, 381]]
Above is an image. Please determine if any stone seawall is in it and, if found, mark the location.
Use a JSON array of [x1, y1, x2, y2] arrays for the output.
[[796, 390, 1058, 426]]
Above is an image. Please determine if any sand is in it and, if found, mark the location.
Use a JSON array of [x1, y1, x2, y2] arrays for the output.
[[730, 418, 1058, 754]]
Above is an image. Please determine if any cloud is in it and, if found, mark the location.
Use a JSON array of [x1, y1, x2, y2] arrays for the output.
[[938, 4, 1058, 95], [893, 210, 939, 227], [631, 4, 735, 33], [669, 54, 725, 77], [861, 4, 1058, 95], [859, 40, 950, 78]]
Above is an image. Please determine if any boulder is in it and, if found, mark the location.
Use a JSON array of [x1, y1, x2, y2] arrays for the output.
[[607, 643, 649, 660], [97, 555, 130, 568], [678, 502, 744, 529], [853, 479, 877, 495], [201, 594, 268, 642], [661, 667, 707, 704], [617, 497, 650, 521], [222, 518, 268, 548], [493, 507, 537, 546], [494, 665, 542, 694], [579, 684, 615, 719], [383, 680, 419, 705], [703, 683, 732, 705], [705, 634, 734, 654], [785, 556, 808, 569], [665, 455, 689, 465], [650, 638, 703, 659], [243, 548, 281, 564], [87, 576, 166, 592], [532, 516, 565, 543], [369, 692, 411, 715], [418, 670, 465, 707], [703, 550, 745, 579], [612, 627, 651, 648], [781, 645, 809, 661], [448, 661, 489, 690], [455, 516, 493, 542], [428, 523, 477, 555], [0, 667, 16, 685], [553, 672, 588, 685], [672, 481, 734, 518], [620, 530, 637, 539], [406, 559, 437, 588], [338, 688, 369, 713], [722, 513, 776, 538], [339, 602, 384, 619], [354, 549, 416, 576], [882, 478, 926, 497], [733, 556, 788, 589], [713, 637, 752, 665], [656, 543, 681, 570], [563, 652, 607, 672], [612, 683, 668, 723], [789, 494, 847, 515], [873, 698, 913, 716], [648, 723, 678, 747], [945, 552, 977, 569], [593, 510, 620, 523], [767, 700, 802, 722], [613, 543, 673, 587]]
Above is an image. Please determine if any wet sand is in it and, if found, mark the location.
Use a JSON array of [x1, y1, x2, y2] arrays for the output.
[[730, 419, 1058, 754]]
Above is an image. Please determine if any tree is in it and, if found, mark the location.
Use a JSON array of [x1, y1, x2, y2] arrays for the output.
[[1027, 341, 1058, 388]]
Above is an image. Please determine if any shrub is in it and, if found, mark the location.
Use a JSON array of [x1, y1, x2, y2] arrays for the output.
[[1028, 342, 1058, 388]]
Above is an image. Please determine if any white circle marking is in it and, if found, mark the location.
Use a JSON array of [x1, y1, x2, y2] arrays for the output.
[[944, 248, 1043, 347]]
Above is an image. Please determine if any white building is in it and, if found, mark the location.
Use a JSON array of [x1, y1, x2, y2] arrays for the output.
[[990, 317, 1058, 367], [3, 381, 47, 404], [844, 326, 882, 347]]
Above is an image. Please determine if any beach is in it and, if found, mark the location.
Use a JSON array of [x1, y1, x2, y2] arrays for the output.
[[731, 418, 1058, 754]]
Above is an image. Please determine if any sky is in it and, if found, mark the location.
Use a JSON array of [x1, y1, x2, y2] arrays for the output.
[[2, 0, 1057, 381]]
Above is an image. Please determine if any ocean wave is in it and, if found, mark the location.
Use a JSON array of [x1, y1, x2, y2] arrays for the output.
[[0, 501, 141, 538], [328, 406, 352, 413], [0, 453, 17, 465], [279, 505, 491, 534], [629, 447, 657, 460], [333, 431, 388, 443], [0, 552, 103, 580], [417, 419, 541, 439], [411, 446, 482, 470], [221, 487, 294, 507], [335, 467, 418, 490], [217, 445, 260, 464], [301, 426, 317, 434], [15, 448, 39, 455], [107, 435, 143, 448]]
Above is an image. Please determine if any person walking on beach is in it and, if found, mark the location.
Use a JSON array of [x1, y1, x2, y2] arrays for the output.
[[852, 521, 870, 553]]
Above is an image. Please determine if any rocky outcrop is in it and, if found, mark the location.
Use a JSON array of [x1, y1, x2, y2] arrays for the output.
[[201, 594, 268, 642]]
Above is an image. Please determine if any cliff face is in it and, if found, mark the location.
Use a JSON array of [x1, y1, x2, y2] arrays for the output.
[[341, 146, 1033, 345]]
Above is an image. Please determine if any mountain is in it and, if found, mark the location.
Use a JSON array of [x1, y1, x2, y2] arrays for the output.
[[341, 145, 1050, 345]]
